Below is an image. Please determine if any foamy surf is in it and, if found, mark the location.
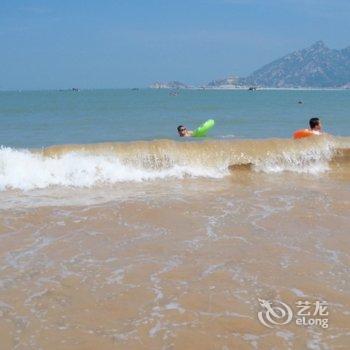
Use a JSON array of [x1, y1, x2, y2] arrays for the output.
[[0, 136, 348, 190], [0, 147, 226, 191]]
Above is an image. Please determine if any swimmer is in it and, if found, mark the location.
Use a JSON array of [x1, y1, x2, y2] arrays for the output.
[[177, 125, 193, 137], [177, 119, 215, 137], [293, 117, 324, 139], [309, 117, 323, 135]]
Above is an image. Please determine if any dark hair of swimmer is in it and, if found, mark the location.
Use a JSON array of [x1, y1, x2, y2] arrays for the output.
[[177, 125, 185, 132], [309, 117, 320, 130]]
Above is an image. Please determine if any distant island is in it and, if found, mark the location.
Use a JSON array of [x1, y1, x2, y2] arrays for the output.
[[149, 81, 190, 89], [150, 41, 350, 89]]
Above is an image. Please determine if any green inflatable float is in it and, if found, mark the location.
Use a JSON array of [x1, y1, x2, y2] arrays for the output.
[[192, 119, 215, 137]]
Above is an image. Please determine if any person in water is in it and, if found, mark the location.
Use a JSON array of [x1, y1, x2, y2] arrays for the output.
[[309, 117, 323, 135], [177, 125, 193, 137]]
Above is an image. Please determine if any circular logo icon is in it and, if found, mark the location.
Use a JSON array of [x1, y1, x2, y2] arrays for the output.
[[258, 298, 293, 328]]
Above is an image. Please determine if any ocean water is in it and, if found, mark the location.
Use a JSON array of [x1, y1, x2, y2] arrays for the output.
[[0, 89, 349, 148], [0, 89, 349, 349]]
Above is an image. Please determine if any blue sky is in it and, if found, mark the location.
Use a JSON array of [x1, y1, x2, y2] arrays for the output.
[[1, 0, 350, 90]]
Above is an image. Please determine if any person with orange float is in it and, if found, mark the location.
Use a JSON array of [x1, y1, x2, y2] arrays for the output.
[[293, 117, 323, 139]]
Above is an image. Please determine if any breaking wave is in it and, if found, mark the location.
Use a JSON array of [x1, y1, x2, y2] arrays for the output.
[[0, 136, 349, 190]]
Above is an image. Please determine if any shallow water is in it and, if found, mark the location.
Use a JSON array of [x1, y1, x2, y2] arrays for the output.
[[1, 172, 349, 349]]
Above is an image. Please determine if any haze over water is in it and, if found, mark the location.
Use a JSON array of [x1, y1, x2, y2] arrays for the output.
[[0, 89, 349, 349]]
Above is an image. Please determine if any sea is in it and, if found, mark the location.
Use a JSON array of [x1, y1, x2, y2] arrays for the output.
[[0, 88, 349, 349]]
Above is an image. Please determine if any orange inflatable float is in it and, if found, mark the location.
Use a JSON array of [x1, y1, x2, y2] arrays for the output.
[[293, 129, 315, 140]]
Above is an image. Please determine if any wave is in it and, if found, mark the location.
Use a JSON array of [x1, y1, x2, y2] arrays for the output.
[[0, 136, 349, 190]]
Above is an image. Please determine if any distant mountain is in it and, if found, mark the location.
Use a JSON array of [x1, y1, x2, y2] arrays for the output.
[[151, 42, 350, 89], [241, 41, 350, 88], [149, 81, 189, 89]]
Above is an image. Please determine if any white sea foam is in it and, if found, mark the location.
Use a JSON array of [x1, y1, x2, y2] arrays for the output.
[[254, 146, 333, 174], [0, 147, 226, 190]]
